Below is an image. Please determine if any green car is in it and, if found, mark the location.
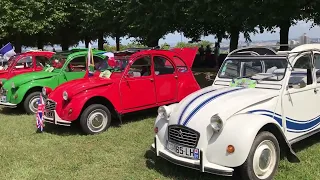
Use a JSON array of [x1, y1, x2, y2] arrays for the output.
[[0, 49, 107, 114]]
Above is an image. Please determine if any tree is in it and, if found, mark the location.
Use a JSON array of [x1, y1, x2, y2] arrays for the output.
[[258, 0, 311, 50], [0, 0, 66, 52], [124, 0, 180, 47]]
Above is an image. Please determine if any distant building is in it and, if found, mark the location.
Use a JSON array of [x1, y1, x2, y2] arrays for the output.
[[299, 33, 311, 44]]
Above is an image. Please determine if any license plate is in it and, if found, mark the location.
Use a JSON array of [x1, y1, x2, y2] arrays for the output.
[[45, 111, 54, 118], [1, 95, 6, 102], [166, 141, 199, 160]]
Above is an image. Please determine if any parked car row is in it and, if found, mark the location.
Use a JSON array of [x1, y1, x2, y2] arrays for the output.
[[0, 44, 319, 180]]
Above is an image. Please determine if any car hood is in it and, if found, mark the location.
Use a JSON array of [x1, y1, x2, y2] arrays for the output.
[[2, 71, 58, 89], [49, 77, 114, 98], [170, 86, 280, 127]]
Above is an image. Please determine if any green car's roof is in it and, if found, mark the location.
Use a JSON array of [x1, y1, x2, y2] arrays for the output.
[[52, 49, 106, 59]]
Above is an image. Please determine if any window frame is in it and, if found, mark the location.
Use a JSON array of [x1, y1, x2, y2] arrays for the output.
[[152, 55, 175, 76]]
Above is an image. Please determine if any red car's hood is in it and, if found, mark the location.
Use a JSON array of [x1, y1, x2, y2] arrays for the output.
[[48, 77, 114, 99], [171, 47, 198, 67]]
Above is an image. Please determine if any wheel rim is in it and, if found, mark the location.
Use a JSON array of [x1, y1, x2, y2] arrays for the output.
[[29, 96, 40, 113], [86, 109, 108, 133], [252, 140, 277, 179]]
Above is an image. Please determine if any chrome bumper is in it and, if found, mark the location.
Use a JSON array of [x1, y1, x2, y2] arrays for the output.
[[43, 110, 71, 126], [0, 101, 17, 108], [151, 136, 234, 176]]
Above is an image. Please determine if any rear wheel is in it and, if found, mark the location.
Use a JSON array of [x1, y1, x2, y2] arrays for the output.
[[80, 104, 111, 135], [23, 92, 41, 114], [240, 131, 280, 180]]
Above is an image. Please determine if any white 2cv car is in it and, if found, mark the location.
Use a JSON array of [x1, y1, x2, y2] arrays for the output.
[[151, 44, 320, 180]]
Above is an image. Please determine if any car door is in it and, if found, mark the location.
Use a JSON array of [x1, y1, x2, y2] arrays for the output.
[[283, 52, 318, 141], [311, 51, 320, 132], [120, 55, 156, 110], [10, 55, 33, 76], [153, 55, 178, 103], [63, 55, 86, 81]]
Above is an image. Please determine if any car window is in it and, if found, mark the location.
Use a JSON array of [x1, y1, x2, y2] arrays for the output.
[[289, 53, 313, 87], [127, 56, 151, 77], [153, 56, 175, 75], [15, 56, 32, 69], [93, 56, 109, 71], [35, 56, 49, 67], [173, 56, 188, 72], [65, 56, 86, 72], [314, 53, 320, 83]]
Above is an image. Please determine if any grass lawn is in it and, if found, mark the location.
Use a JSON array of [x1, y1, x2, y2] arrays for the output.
[[0, 71, 319, 180]]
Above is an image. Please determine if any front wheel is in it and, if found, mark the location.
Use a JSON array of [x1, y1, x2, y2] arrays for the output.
[[80, 104, 111, 135], [240, 131, 280, 180], [23, 92, 41, 114]]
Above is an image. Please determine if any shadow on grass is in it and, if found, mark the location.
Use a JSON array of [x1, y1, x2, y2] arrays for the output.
[[291, 132, 320, 153], [144, 150, 241, 180], [43, 122, 84, 136], [0, 107, 27, 116], [112, 107, 158, 127]]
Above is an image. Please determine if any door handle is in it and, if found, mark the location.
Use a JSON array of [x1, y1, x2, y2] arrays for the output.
[[150, 78, 154, 81], [174, 75, 178, 79], [314, 88, 319, 93]]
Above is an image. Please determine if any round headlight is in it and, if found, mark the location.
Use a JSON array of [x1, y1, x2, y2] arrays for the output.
[[11, 82, 15, 88], [62, 91, 68, 100], [158, 106, 171, 120], [210, 114, 223, 132], [42, 87, 46, 95]]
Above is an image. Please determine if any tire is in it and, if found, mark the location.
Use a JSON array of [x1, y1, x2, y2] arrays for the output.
[[23, 91, 41, 114], [80, 104, 111, 135], [240, 131, 280, 180]]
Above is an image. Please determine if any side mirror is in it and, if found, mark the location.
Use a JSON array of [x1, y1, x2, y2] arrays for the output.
[[292, 80, 306, 89]]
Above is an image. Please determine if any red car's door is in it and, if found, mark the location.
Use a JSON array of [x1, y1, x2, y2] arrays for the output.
[[120, 55, 156, 110], [10, 55, 33, 76], [153, 55, 178, 103]]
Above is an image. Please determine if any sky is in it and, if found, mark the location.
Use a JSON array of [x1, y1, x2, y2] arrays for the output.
[[84, 20, 320, 47]]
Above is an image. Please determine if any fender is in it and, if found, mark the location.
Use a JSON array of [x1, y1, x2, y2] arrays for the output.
[[12, 79, 55, 104], [59, 85, 121, 121], [205, 113, 299, 167]]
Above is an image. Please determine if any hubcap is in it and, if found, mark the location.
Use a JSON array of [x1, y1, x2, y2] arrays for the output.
[[29, 96, 40, 113], [87, 109, 108, 133], [253, 140, 277, 179]]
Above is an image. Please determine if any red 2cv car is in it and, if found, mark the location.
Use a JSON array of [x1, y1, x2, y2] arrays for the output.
[[43, 47, 200, 134], [0, 50, 54, 82]]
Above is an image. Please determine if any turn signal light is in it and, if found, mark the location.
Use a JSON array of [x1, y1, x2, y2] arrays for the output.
[[154, 127, 158, 133], [227, 145, 235, 154]]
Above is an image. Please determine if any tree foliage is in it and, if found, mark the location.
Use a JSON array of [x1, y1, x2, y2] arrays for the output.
[[0, 0, 317, 52]]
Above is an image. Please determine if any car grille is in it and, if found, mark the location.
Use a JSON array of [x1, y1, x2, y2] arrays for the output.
[[168, 125, 200, 148], [45, 99, 56, 111]]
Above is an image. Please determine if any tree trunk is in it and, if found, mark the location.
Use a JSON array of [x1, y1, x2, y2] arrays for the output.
[[37, 33, 44, 50], [229, 27, 240, 52], [279, 20, 290, 51], [14, 32, 22, 53], [116, 35, 120, 51], [98, 32, 104, 50], [85, 36, 90, 48], [146, 38, 159, 47], [214, 34, 223, 68]]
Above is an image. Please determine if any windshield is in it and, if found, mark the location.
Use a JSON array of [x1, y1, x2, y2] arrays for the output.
[[218, 58, 288, 81], [110, 56, 130, 72]]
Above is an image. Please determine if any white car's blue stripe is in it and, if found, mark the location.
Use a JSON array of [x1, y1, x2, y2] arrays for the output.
[[177, 89, 216, 125], [182, 88, 244, 126]]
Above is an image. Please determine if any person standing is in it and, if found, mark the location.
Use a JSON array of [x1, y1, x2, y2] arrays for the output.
[[205, 45, 212, 63], [198, 45, 205, 64]]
